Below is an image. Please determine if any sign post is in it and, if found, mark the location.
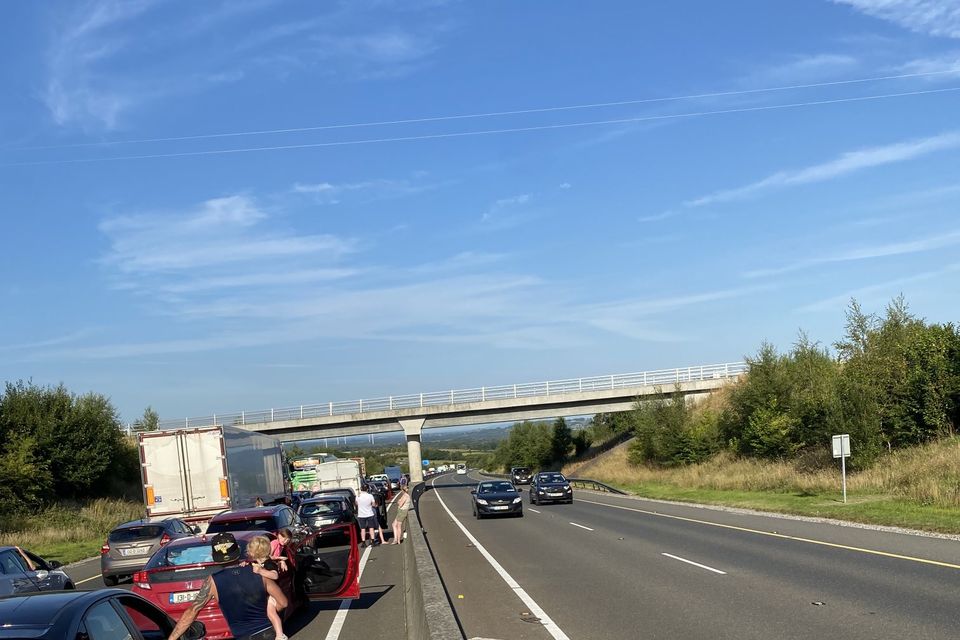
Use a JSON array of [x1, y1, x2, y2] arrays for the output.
[[831, 434, 851, 503], [422, 459, 430, 467]]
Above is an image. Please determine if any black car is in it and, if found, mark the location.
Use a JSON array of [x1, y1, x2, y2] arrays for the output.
[[298, 496, 355, 538], [0, 588, 205, 640], [529, 472, 573, 505], [510, 466, 532, 485], [471, 481, 523, 519], [0, 547, 73, 595]]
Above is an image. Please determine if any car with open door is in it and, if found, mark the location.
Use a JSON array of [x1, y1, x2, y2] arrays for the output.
[[470, 481, 523, 518], [0, 588, 206, 640], [0, 546, 73, 595], [131, 527, 360, 640], [529, 472, 573, 505]]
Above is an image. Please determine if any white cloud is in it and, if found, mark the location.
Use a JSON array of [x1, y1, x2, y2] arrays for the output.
[[832, 0, 960, 39], [686, 130, 960, 207], [478, 194, 535, 230], [745, 229, 960, 278], [559, 182, 572, 189], [748, 53, 860, 84], [637, 211, 678, 223], [895, 52, 960, 78]]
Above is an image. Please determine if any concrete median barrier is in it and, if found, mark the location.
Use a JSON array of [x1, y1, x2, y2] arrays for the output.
[[404, 482, 464, 640]]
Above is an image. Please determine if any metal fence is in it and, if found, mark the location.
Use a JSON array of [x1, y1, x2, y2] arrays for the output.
[[125, 361, 747, 434]]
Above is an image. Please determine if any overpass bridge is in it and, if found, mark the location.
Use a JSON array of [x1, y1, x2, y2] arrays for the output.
[[151, 361, 746, 481]]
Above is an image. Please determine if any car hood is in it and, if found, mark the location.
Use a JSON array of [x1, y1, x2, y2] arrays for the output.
[[536, 482, 570, 489], [476, 491, 521, 501]]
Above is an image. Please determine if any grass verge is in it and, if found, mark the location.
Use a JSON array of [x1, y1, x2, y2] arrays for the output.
[[0, 498, 144, 564], [565, 440, 960, 535]]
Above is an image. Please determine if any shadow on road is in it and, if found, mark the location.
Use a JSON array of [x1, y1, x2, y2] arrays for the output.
[[288, 584, 396, 623]]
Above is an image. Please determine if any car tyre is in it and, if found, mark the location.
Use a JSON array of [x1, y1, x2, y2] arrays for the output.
[[64, 582, 75, 590], [103, 576, 118, 587]]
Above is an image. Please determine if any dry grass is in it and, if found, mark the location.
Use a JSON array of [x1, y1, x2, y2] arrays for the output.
[[0, 498, 144, 563], [565, 437, 960, 509]]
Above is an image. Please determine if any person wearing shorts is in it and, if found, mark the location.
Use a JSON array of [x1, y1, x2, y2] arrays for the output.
[[391, 485, 411, 544], [356, 485, 380, 547]]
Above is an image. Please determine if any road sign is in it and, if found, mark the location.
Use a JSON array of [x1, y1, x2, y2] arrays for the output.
[[832, 434, 851, 503], [422, 459, 430, 466]]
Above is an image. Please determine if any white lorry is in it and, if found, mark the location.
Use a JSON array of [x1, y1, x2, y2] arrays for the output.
[[138, 425, 286, 524], [311, 459, 363, 494]]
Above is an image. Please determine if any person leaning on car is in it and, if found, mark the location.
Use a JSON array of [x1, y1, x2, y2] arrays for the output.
[[167, 532, 288, 640]]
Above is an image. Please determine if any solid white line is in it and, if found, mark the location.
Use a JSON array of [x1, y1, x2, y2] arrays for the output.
[[528, 508, 541, 514], [323, 544, 373, 640], [569, 522, 594, 532], [431, 477, 571, 640], [661, 553, 727, 575]]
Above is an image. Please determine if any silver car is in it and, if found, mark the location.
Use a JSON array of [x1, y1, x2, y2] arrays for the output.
[[0, 546, 73, 595], [100, 518, 197, 586]]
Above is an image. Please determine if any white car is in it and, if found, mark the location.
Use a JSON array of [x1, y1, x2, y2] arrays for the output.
[[456, 464, 467, 475]]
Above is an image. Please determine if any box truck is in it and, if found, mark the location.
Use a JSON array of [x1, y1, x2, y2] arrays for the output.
[[138, 425, 286, 523]]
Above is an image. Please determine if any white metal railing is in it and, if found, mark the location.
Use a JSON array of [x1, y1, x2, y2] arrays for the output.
[[124, 361, 747, 434]]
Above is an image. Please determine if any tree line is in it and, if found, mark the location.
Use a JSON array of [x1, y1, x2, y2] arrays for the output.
[[0, 381, 140, 521], [489, 417, 592, 472]]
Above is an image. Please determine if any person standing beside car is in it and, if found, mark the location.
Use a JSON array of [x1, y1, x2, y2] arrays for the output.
[[355, 485, 380, 548], [167, 532, 288, 640]]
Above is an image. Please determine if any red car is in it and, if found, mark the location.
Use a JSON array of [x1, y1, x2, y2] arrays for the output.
[[132, 524, 359, 639]]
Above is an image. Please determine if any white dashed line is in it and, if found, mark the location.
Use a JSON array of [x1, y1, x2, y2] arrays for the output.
[[528, 508, 541, 514], [661, 553, 726, 575], [569, 522, 594, 531]]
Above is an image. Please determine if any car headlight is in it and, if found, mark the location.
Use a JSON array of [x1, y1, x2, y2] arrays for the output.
[[563, 485, 571, 491], [512, 497, 522, 504], [538, 490, 546, 494], [476, 498, 488, 505]]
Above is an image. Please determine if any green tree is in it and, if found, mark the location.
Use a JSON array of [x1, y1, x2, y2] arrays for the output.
[[493, 420, 554, 471], [571, 430, 592, 457], [133, 406, 160, 432], [550, 417, 573, 464]]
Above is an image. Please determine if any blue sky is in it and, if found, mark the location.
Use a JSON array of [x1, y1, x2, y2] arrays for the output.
[[2, 0, 959, 424]]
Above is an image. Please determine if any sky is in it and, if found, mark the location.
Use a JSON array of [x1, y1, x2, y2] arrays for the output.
[[2, 0, 959, 425]]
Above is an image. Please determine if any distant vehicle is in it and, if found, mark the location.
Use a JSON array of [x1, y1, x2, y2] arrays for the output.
[[0, 589, 206, 640], [470, 481, 523, 519], [0, 546, 73, 594], [101, 517, 198, 586], [312, 459, 364, 495], [383, 466, 403, 490], [456, 463, 467, 475], [298, 496, 355, 542], [529, 472, 573, 505], [204, 505, 308, 537], [368, 473, 390, 485], [428, 467, 436, 475], [139, 426, 286, 524], [511, 466, 532, 485], [287, 453, 337, 490], [131, 529, 359, 640]]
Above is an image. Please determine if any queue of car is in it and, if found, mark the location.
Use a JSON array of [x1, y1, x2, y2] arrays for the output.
[[468, 469, 575, 519]]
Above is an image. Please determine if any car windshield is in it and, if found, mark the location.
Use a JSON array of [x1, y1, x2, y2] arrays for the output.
[[539, 474, 566, 483], [205, 518, 275, 533], [478, 482, 514, 494], [109, 525, 164, 542], [144, 540, 250, 583], [301, 501, 343, 516]]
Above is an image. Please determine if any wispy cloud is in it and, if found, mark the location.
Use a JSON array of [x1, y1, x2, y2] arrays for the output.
[[797, 262, 960, 312], [477, 194, 536, 231], [895, 52, 960, 79], [745, 229, 960, 278], [832, 0, 960, 39], [291, 177, 441, 204], [686, 131, 960, 207], [747, 53, 860, 84], [637, 211, 679, 223]]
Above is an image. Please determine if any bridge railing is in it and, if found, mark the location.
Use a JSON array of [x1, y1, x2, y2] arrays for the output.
[[132, 361, 746, 434]]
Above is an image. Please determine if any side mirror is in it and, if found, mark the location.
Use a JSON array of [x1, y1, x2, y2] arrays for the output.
[[192, 526, 201, 534], [48, 560, 63, 569], [183, 621, 206, 640], [470, 490, 476, 495]]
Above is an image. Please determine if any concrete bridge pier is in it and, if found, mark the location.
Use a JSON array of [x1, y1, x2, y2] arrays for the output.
[[399, 418, 426, 482]]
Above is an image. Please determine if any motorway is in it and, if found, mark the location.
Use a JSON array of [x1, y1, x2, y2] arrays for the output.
[[63, 499, 406, 640], [419, 471, 960, 640]]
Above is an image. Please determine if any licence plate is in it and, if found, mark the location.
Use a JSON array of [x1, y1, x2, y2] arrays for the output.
[[170, 591, 199, 604], [491, 506, 509, 510], [548, 493, 563, 497], [121, 548, 148, 557]]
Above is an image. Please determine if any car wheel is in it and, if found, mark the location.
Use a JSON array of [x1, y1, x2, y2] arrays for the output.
[[517, 510, 524, 518], [103, 576, 118, 587], [64, 582, 75, 590]]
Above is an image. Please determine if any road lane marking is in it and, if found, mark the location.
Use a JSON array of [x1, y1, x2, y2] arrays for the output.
[[579, 498, 960, 571], [528, 508, 541, 514], [569, 522, 594, 531], [431, 477, 572, 640], [75, 575, 101, 585], [324, 490, 398, 640], [661, 553, 726, 575]]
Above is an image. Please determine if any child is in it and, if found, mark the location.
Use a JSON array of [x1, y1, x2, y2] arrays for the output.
[[270, 528, 293, 571], [246, 536, 287, 640]]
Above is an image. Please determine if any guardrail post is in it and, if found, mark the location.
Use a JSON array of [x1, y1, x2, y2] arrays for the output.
[[700, 366, 704, 379], [420, 393, 423, 408], [390, 396, 394, 410], [481, 387, 485, 401], [185, 418, 189, 428], [546, 381, 550, 394], [675, 368, 679, 382], [725, 363, 729, 377], [643, 371, 647, 385], [359, 399, 363, 412], [271, 408, 274, 422], [450, 390, 454, 404], [513, 384, 517, 398], [579, 378, 582, 392], [329, 401, 333, 416], [300, 405, 303, 419], [688, 366, 692, 380], [213, 414, 216, 426], [241, 411, 245, 425], [610, 374, 614, 389]]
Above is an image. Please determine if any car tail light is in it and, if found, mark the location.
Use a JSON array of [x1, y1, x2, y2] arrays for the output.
[[160, 533, 171, 546], [100, 542, 110, 555], [133, 571, 151, 590]]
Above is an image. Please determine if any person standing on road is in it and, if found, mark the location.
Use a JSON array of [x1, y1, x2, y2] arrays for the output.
[[356, 485, 380, 547], [167, 533, 288, 640], [391, 486, 411, 544]]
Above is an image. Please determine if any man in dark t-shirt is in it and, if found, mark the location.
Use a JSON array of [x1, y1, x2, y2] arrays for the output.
[[168, 533, 288, 640]]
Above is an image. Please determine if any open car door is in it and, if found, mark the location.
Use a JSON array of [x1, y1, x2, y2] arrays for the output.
[[296, 523, 360, 600]]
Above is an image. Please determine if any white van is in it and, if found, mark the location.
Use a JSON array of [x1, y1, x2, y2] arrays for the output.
[[456, 463, 467, 475]]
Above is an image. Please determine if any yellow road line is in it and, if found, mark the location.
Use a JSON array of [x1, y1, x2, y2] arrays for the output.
[[579, 498, 960, 571], [74, 575, 102, 585]]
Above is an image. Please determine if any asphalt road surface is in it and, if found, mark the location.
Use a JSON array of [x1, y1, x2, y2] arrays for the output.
[[420, 470, 960, 640], [63, 498, 406, 640]]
